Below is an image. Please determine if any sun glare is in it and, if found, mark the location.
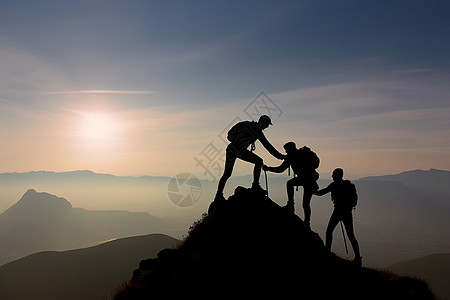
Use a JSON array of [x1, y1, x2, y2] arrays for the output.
[[76, 112, 122, 149]]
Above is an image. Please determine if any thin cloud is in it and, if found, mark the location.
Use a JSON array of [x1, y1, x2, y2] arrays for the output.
[[42, 90, 157, 95]]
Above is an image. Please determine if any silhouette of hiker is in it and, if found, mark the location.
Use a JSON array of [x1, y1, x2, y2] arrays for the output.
[[263, 142, 319, 224], [314, 168, 362, 266], [215, 115, 284, 201]]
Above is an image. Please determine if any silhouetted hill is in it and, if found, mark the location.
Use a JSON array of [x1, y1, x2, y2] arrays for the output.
[[0, 189, 165, 265], [113, 187, 437, 299], [388, 253, 450, 300], [0, 234, 178, 300]]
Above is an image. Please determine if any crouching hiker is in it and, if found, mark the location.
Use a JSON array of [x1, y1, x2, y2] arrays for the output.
[[263, 142, 320, 225], [314, 168, 362, 267]]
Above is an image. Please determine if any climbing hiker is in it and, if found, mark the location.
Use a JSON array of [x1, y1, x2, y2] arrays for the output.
[[262, 142, 319, 224], [314, 168, 362, 267], [215, 115, 284, 201]]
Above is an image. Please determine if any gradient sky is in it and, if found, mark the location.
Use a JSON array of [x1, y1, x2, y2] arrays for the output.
[[1, 0, 449, 179]]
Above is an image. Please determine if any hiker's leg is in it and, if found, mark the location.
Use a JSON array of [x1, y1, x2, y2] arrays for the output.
[[302, 188, 314, 224], [326, 210, 340, 252], [240, 150, 263, 186], [286, 178, 295, 203], [252, 158, 263, 186], [343, 211, 361, 259], [217, 151, 236, 194], [217, 172, 231, 195], [286, 177, 301, 205]]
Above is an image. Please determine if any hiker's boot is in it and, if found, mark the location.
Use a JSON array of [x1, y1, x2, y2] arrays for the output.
[[209, 192, 226, 214], [251, 183, 267, 195]]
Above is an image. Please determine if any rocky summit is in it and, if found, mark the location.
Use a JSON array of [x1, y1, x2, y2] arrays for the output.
[[114, 186, 436, 299]]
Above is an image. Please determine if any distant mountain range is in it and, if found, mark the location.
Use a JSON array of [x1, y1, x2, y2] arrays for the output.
[[359, 168, 450, 199], [0, 168, 449, 267], [0, 189, 166, 265], [351, 170, 450, 266], [0, 170, 174, 217], [0, 170, 170, 181], [0, 234, 178, 300]]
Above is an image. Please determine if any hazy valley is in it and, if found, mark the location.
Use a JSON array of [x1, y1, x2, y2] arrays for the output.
[[0, 169, 449, 299]]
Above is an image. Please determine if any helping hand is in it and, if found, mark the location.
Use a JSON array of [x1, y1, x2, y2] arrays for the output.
[[275, 152, 285, 160]]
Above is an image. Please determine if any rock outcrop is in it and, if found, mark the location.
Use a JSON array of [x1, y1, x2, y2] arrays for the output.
[[114, 186, 436, 299]]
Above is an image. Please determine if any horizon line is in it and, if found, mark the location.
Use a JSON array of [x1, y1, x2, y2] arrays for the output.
[[0, 168, 447, 179]]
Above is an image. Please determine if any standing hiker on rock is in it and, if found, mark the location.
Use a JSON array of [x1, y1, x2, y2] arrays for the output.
[[263, 142, 320, 225], [215, 115, 284, 202], [314, 168, 362, 266]]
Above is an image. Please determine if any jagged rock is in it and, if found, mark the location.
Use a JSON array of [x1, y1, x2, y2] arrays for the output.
[[114, 186, 437, 299]]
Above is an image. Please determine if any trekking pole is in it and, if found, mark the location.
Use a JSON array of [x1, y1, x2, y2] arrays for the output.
[[340, 221, 349, 255], [264, 169, 269, 197]]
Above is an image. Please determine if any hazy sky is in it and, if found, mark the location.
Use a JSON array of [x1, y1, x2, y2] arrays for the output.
[[1, 0, 449, 178]]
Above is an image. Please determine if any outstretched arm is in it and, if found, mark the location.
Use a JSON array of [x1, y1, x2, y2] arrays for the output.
[[263, 160, 289, 173], [258, 133, 284, 160], [314, 183, 332, 196]]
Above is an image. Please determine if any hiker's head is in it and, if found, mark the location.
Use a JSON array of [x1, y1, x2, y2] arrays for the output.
[[258, 115, 272, 129], [283, 141, 297, 154], [332, 168, 344, 181]]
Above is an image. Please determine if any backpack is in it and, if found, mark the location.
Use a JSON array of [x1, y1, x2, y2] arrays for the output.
[[297, 146, 320, 170], [227, 122, 246, 142], [332, 180, 358, 209]]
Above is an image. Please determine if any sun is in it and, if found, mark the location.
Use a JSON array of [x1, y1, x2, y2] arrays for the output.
[[83, 113, 115, 140], [75, 112, 122, 149]]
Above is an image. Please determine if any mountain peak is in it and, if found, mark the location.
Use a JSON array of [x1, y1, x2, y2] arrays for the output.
[[6, 189, 72, 214], [24, 188, 37, 195], [114, 186, 436, 299]]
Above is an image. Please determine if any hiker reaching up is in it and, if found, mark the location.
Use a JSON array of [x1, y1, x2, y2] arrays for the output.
[[215, 115, 284, 201], [263, 142, 320, 225], [314, 168, 362, 267]]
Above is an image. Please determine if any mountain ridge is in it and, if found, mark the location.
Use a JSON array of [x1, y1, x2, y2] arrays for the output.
[[358, 168, 450, 197], [0, 170, 172, 181], [388, 253, 450, 300], [0, 234, 179, 300]]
